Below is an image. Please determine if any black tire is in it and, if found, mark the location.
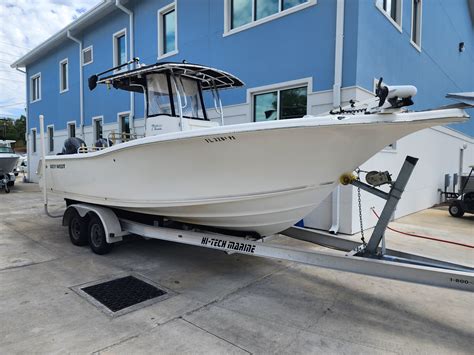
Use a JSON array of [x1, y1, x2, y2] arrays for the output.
[[88, 214, 113, 255], [449, 202, 464, 218], [7, 181, 14, 187], [68, 210, 89, 246], [4, 184, 10, 193]]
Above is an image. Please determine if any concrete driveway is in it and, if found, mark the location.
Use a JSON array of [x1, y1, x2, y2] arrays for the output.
[[0, 180, 473, 354]]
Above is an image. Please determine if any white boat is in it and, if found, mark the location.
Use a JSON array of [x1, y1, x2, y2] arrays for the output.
[[40, 62, 469, 236], [0, 140, 20, 192]]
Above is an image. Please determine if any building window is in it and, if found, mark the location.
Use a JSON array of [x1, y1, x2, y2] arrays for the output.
[[119, 112, 130, 141], [30, 73, 41, 103], [68, 122, 76, 138], [59, 58, 68, 93], [82, 46, 93, 65], [31, 129, 37, 153], [47, 126, 54, 152], [376, 0, 402, 28], [411, 0, 422, 49], [113, 29, 127, 68], [93, 117, 103, 142], [229, 0, 311, 31], [158, 3, 177, 58], [253, 86, 307, 121]]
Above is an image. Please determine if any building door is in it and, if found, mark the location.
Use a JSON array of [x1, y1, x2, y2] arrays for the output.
[[68, 122, 76, 138], [119, 113, 130, 141], [94, 118, 103, 141]]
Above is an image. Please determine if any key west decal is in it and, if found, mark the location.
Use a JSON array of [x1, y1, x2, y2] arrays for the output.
[[201, 237, 256, 253]]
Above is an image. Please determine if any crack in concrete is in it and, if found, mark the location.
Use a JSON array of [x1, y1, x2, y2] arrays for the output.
[[181, 318, 252, 354]]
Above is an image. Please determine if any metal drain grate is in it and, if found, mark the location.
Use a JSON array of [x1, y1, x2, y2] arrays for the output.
[[81, 275, 167, 313]]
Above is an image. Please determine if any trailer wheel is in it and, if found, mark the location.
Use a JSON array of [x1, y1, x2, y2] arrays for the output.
[[449, 202, 464, 218], [88, 215, 113, 255], [68, 210, 89, 246]]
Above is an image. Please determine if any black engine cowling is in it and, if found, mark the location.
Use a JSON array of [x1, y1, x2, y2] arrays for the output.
[[58, 137, 86, 155]]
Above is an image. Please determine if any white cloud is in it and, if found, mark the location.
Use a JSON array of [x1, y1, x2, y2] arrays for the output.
[[0, 0, 101, 118]]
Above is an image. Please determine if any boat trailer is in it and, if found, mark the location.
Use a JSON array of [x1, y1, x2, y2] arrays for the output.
[[56, 155, 474, 293]]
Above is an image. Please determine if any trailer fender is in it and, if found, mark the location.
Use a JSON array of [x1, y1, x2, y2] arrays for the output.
[[63, 204, 127, 243]]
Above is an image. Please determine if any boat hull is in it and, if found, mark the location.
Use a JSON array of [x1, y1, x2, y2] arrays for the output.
[[42, 110, 468, 236], [0, 155, 19, 176]]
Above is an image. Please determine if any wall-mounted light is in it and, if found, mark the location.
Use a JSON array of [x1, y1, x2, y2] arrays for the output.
[[459, 42, 465, 52]]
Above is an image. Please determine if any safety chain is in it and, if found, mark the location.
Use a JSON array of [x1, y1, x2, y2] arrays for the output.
[[356, 169, 366, 246]]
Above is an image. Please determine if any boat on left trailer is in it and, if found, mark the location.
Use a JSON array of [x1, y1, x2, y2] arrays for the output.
[[0, 140, 19, 193]]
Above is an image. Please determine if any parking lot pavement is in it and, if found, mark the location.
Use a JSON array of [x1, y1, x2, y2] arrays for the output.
[[1, 180, 473, 354]]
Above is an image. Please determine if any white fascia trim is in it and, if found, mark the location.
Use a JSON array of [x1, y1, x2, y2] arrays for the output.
[[112, 28, 128, 71], [157, 2, 178, 59], [30, 72, 41, 103], [375, 0, 403, 33], [431, 126, 474, 143], [59, 58, 69, 93], [11, 0, 111, 68], [409, 0, 422, 52], [224, 0, 317, 37], [82, 46, 94, 66]]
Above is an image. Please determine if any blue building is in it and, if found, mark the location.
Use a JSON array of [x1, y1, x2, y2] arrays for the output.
[[12, 0, 474, 234]]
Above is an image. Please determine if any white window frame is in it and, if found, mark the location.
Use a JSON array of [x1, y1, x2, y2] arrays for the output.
[[92, 116, 104, 142], [247, 77, 312, 122], [59, 58, 69, 93], [30, 72, 41, 103], [410, 0, 422, 52], [47, 125, 54, 153], [157, 2, 178, 60], [375, 0, 403, 33], [31, 128, 37, 154], [82, 45, 94, 66], [118, 110, 131, 131], [224, 0, 317, 37], [67, 121, 76, 138], [112, 28, 128, 71]]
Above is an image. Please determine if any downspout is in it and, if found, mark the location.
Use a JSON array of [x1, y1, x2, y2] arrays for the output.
[[329, 0, 345, 234], [67, 30, 85, 140], [16, 67, 29, 182], [115, 0, 135, 134]]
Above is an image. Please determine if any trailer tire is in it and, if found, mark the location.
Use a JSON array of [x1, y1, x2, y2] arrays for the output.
[[448, 202, 464, 218], [88, 214, 113, 255], [68, 210, 89, 246]]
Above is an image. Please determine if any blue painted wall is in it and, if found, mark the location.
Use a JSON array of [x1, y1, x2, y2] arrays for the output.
[[26, 0, 473, 136], [355, 0, 474, 135]]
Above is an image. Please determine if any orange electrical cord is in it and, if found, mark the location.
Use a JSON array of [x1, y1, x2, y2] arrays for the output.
[[370, 209, 474, 249]]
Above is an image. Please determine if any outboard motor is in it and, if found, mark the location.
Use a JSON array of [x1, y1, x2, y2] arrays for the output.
[[59, 137, 86, 155], [95, 138, 113, 148]]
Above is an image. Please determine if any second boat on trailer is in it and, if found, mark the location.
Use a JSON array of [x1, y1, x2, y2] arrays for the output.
[[40, 60, 469, 236]]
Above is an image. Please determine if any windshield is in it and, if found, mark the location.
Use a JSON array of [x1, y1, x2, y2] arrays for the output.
[[0, 146, 14, 153], [146, 73, 207, 120]]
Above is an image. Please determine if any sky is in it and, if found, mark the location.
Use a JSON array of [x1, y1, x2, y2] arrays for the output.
[[0, 0, 101, 118]]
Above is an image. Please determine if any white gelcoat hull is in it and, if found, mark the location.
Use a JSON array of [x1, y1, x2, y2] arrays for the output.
[[42, 110, 468, 236], [0, 155, 19, 176]]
